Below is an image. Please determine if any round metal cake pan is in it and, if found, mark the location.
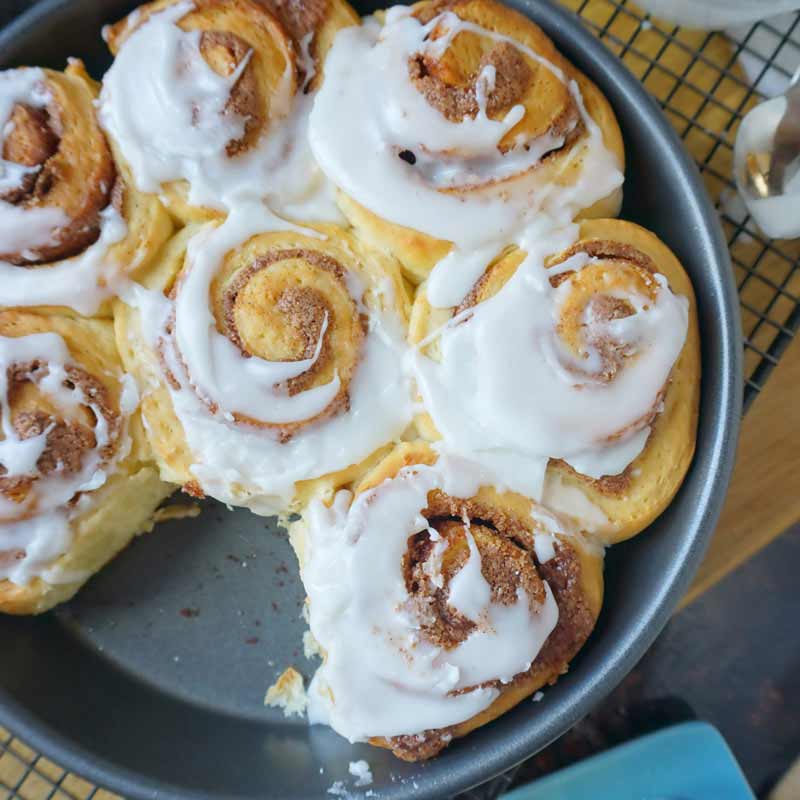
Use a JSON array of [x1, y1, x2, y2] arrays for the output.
[[0, 1, 742, 798]]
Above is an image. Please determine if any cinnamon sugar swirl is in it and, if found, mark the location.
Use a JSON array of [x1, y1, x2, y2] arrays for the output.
[[309, 0, 624, 283], [409, 219, 699, 543], [0, 62, 171, 315], [115, 205, 412, 513], [0, 311, 172, 614], [100, 0, 358, 224], [291, 441, 603, 760]]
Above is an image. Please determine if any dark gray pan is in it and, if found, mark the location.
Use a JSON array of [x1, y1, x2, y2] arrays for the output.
[[0, 1, 742, 798]]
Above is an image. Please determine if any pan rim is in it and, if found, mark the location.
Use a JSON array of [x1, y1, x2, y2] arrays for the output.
[[0, 0, 742, 797]]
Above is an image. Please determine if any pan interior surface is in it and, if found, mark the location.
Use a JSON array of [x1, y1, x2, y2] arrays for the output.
[[0, 1, 741, 798]]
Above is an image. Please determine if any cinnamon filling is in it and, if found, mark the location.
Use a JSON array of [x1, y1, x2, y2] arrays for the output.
[[388, 492, 595, 760], [0, 86, 116, 266], [0, 361, 119, 514], [272, 287, 332, 396], [548, 240, 662, 387], [0, 104, 60, 204], [404, 518, 546, 650], [169, 248, 365, 445], [409, 42, 532, 124], [259, 0, 329, 43], [222, 251, 352, 402], [257, 0, 329, 87], [199, 30, 264, 156]]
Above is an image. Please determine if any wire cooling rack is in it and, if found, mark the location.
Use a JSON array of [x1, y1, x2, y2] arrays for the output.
[[2, 1, 800, 799], [565, 0, 800, 412]]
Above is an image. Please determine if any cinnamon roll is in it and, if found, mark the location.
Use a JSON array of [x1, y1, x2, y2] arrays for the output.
[[115, 206, 413, 513], [0, 310, 172, 615], [309, 0, 625, 283], [291, 441, 603, 760], [409, 219, 699, 544], [0, 62, 172, 315], [100, 0, 358, 224]]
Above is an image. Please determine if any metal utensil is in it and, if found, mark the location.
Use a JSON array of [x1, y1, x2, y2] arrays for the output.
[[745, 77, 800, 199], [767, 79, 800, 195]]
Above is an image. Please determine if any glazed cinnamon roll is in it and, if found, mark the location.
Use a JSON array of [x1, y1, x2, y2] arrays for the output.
[[409, 219, 699, 544], [115, 206, 412, 513], [100, 0, 358, 224], [291, 441, 603, 760], [0, 310, 172, 615], [309, 0, 625, 283], [0, 62, 171, 315]]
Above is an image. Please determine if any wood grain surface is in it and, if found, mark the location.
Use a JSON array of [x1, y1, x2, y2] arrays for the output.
[[685, 334, 800, 605]]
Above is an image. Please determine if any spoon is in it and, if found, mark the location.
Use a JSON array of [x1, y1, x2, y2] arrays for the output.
[[746, 79, 800, 198]]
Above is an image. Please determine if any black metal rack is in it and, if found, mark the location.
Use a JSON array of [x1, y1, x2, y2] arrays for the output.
[[570, 0, 800, 410]]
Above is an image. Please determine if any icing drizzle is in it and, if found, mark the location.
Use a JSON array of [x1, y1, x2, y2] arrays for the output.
[[128, 202, 413, 513], [0, 68, 127, 314], [0, 331, 133, 585], [301, 453, 560, 741], [99, 1, 343, 223]]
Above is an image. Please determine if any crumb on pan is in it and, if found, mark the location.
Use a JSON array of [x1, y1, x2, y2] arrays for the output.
[[152, 503, 202, 523], [264, 666, 308, 717], [348, 759, 373, 786], [303, 629, 323, 659]]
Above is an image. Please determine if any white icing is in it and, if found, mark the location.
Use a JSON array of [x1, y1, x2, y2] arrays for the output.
[[0, 207, 128, 314], [348, 760, 373, 787], [446, 521, 489, 621], [0, 203, 68, 253], [128, 203, 413, 513], [0, 68, 128, 314], [309, 8, 624, 307], [99, 2, 342, 223], [299, 32, 317, 92], [0, 68, 68, 249], [541, 471, 609, 534], [0, 513, 72, 587], [302, 454, 559, 741], [734, 95, 800, 240], [410, 221, 689, 501], [0, 332, 128, 585]]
